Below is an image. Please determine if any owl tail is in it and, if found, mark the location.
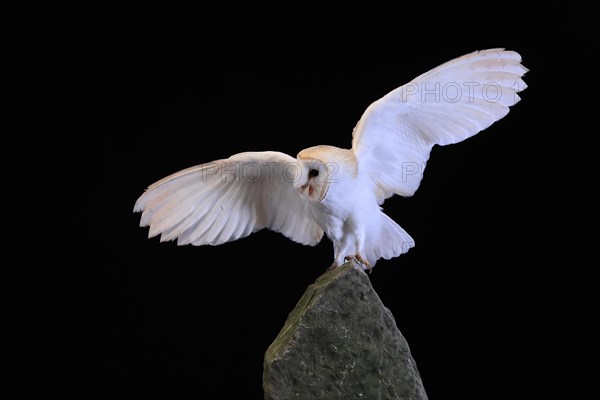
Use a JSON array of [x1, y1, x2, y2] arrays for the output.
[[364, 212, 415, 266]]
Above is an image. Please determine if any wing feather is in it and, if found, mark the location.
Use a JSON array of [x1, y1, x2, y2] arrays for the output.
[[213, 184, 248, 243], [352, 48, 527, 203], [134, 151, 324, 247]]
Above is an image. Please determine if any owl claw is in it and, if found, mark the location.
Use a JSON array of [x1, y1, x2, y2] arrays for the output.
[[345, 254, 372, 272]]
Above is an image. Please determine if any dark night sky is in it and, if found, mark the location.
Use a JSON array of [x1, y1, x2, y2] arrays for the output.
[[83, 9, 573, 398]]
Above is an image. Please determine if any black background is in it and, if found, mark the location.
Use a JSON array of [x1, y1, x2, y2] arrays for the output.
[[84, 6, 574, 398]]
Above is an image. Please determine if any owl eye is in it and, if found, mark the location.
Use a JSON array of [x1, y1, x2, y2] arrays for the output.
[[308, 169, 319, 178]]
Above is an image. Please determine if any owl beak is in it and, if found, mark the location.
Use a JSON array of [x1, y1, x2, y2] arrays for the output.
[[300, 183, 314, 197], [300, 183, 309, 195]]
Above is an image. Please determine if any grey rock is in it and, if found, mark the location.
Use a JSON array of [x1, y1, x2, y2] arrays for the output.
[[263, 263, 428, 400]]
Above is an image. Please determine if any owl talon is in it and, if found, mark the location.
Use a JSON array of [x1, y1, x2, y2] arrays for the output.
[[345, 254, 372, 271]]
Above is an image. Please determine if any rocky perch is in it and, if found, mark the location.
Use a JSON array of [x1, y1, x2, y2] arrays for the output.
[[263, 263, 428, 400]]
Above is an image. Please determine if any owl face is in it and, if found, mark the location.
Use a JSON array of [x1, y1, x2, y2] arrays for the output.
[[294, 159, 331, 202], [296, 145, 358, 202]]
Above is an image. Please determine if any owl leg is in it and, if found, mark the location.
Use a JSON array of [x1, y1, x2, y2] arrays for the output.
[[329, 238, 351, 270], [329, 243, 341, 270]]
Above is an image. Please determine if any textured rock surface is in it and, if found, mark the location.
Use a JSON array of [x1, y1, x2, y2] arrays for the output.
[[263, 263, 428, 400]]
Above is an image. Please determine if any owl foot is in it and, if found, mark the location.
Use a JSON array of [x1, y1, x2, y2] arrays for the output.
[[345, 254, 372, 272]]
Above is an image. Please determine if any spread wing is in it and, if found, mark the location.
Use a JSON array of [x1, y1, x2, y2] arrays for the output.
[[134, 151, 323, 246], [351, 48, 528, 203]]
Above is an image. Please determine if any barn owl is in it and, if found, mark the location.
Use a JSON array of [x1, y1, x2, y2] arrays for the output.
[[134, 48, 527, 270]]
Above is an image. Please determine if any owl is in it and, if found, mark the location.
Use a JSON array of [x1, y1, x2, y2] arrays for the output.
[[134, 48, 527, 270]]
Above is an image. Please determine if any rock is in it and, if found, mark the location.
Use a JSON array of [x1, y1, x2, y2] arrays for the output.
[[263, 263, 428, 400]]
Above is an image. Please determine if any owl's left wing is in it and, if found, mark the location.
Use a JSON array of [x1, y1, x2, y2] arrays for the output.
[[351, 48, 527, 203], [134, 151, 323, 246]]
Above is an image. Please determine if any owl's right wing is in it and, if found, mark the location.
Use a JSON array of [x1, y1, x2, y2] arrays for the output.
[[134, 151, 323, 246], [351, 48, 527, 203]]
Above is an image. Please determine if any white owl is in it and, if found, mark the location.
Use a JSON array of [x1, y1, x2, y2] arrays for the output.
[[134, 49, 527, 270]]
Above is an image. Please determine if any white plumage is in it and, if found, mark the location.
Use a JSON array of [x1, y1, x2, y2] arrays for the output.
[[134, 49, 527, 269]]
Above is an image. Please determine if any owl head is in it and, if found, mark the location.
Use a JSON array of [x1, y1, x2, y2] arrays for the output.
[[295, 145, 358, 202]]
